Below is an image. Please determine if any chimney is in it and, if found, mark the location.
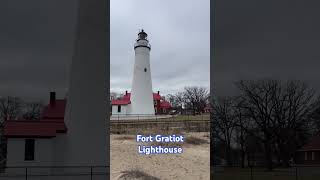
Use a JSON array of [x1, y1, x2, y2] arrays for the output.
[[157, 91, 160, 95], [125, 90, 128, 95], [50, 92, 56, 106]]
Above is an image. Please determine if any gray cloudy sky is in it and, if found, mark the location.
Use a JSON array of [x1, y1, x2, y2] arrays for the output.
[[1, 0, 319, 102], [214, 0, 320, 96], [0, 0, 210, 102], [0, 0, 77, 102], [110, 0, 210, 95]]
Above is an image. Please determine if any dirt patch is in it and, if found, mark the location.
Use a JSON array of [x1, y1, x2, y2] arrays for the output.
[[117, 168, 160, 180], [185, 136, 208, 145], [114, 135, 136, 141]]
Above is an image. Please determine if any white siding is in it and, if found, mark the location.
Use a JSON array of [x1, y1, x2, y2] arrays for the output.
[[112, 104, 128, 115], [6, 138, 53, 175], [6, 138, 53, 167]]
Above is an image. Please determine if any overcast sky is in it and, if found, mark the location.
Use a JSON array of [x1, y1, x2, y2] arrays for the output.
[[0, 0, 77, 102], [1, 0, 319, 102], [110, 0, 210, 95], [0, 0, 210, 102], [214, 0, 320, 96]]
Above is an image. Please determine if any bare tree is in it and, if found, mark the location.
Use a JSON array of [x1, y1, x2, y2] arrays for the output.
[[183, 86, 209, 115], [212, 96, 237, 166], [235, 79, 317, 169], [271, 80, 316, 167], [0, 96, 23, 126], [166, 94, 178, 108], [22, 102, 44, 120], [233, 97, 250, 168], [236, 80, 280, 171], [310, 96, 320, 134], [0, 96, 23, 168], [166, 92, 185, 112]]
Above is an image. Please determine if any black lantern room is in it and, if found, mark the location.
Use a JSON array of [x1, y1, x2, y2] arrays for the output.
[[138, 29, 148, 41]]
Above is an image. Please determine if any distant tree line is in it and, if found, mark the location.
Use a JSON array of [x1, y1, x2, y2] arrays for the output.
[[0, 96, 44, 167], [166, 86, 210, 115], [212, 79, 320, 171]]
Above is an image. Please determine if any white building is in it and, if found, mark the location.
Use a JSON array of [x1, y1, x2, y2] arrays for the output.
[[4, 92, 67, 169]]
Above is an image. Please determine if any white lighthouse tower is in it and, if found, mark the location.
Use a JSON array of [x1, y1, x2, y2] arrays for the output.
[[130, 30, 155, 115], [53, 0, 108, 179]]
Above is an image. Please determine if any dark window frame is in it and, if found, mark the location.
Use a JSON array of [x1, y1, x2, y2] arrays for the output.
[[118, 105, 121, 113], [24, 139, 35, 161]]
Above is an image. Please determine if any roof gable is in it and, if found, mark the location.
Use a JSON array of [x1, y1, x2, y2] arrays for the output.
[[299, 135, 320, 151]]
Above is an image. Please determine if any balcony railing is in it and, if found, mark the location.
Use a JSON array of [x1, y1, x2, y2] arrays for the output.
[[134, 41, 151, 49]]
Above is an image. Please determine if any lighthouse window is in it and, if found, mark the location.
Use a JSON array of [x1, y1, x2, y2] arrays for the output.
[[144, 68, 147, 72]]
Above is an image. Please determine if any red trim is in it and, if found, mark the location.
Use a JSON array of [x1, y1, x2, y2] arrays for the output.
[[4, 120, 67, 138], [111, 99, 131, 105]]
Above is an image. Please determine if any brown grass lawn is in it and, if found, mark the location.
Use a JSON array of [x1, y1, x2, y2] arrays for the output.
[[173, 114, 210, 121]]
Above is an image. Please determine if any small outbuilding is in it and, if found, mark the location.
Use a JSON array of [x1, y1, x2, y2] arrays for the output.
[[295, 135, 320, 164], [4, 92, 67, 167]]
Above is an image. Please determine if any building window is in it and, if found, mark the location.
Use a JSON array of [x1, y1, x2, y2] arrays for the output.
[[312, 152, 315, 161], [25, 139, 35, 161], [118, 105, 121, 113], [305, 152, 308, 161], [144, 68, 147, 72]]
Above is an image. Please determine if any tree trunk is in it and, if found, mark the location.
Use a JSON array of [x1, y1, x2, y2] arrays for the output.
[[264, 138, 273, 171], [240, 144, 245, 168], [226, 145, 232, 166]]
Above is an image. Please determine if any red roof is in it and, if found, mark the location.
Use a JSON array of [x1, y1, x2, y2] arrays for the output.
[[41, 100, 66, 119], [4, 99, 67, 138], [112, 99, 131, 105], [160, 101, 171, 109], [153, 93, 161, 101], [111, 92, 163, 105], [299, 136, 320, 151], [4, 120, 67, 138], [123, 93, 131, 100]]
